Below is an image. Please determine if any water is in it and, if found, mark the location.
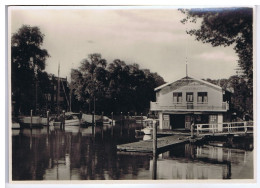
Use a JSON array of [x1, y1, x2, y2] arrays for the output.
[[11, 122, 254, 180]]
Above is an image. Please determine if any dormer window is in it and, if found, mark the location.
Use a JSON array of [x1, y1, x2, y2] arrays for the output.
[[173, 92, 182, 103], [198, 92, 208, 103]]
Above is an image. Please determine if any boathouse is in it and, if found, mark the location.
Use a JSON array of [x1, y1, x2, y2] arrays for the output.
[[150, 76, 231, 130]]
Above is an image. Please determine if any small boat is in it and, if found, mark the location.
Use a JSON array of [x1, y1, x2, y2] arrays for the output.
[[12, 118, 20, 129], [50, 112, 86, 127], [141, 127, 153, 135], [101, 116, 116, 125], [19, 116, 43, 128], [140, 119, 159, 135]]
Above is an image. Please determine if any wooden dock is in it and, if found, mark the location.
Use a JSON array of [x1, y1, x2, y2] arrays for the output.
[[117, 135, 191, 153]]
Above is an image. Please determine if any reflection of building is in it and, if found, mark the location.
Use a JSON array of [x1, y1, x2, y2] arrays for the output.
[[44, 75, 70, 113], [150, 76, 231, 130], [151, 143, 253, 179]]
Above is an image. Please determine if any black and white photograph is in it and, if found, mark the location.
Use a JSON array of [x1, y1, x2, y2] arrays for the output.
[[8, 5, 255, 183]]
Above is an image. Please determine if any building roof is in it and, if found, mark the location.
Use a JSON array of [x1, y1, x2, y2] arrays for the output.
[[154, 76, 222, 91]]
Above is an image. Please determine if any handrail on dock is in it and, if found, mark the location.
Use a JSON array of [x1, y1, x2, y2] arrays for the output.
[[195, 121, 254, 136]]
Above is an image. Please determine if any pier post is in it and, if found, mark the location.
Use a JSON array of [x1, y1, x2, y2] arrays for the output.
[[152, 154, 157, 180], [153, 120, 157, 156], [111, 112, 114, 136], [120, 112, 123, 136], [127, 112, 130, 135], [141, 113, 143, 128], [152, 120, 157, 180], [92, 111, 95, 137], [191, 123, 194, 138], [101, 112, 104, 140], [47, 111, 49, 127], [30, 109, 33, 129], [62, 110, 65, 130], [135, 112, 137, 122]]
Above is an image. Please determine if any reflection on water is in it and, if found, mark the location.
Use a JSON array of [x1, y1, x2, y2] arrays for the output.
[[12, 123, 253, 180]]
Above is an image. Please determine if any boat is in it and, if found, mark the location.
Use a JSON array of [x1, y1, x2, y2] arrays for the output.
[[12, 118, 20, 129], [50, 112, 87, 127], [100, 116, 116, 125], [141, 127, 153, 135], [19, 116, 43, 128], [140, 119, 159, 135]]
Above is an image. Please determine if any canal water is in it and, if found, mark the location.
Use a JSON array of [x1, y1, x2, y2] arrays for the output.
[[11, 122, 254, 180]]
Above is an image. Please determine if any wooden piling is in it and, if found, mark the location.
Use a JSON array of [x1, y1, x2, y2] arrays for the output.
[[30, 109, 33, 129], [120, 112, 123, 136], [191, 123, 194, 138], [47, 111, 49, 127], [101, 112, 104, 139], [111, 112, 114, 136], [153, 120, 157, 156], [62, 110, 65, 130], [127, 112, 130, 134], [141, 113, 143, 128], [152, 154, 157, 180]]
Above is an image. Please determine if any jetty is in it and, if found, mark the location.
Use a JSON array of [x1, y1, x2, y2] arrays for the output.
[[117, 121, 254, 153], [117, 134, 192, 152]]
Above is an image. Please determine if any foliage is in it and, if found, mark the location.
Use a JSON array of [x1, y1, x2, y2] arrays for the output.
[[11, 25, 50, 115], [180, 8, 253, 87], [205, 75, 253, 118], [71, 54, 165, 115]]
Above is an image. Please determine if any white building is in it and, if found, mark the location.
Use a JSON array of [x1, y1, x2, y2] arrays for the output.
[[150, 76, 231, 130]]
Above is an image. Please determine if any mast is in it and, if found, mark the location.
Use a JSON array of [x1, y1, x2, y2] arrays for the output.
[[57, 63, 60, 114]]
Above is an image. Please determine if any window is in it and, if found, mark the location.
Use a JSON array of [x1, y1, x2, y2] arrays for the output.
[[197, 92, 208, 103], [173, 92, 182, 103], [186, 92, 193, 102]]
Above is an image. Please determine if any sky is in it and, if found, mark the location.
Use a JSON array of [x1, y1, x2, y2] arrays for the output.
[[9, 6, 239, 83]]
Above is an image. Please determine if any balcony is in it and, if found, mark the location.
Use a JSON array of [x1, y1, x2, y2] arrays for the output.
[[150, 102, 228, 112]]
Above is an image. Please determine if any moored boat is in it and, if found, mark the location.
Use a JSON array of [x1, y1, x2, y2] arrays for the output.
[[50, 112, 87, 127], [19, 116, 43, 128]]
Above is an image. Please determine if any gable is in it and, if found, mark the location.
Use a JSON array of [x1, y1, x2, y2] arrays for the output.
[[157, 77, 222, 95]]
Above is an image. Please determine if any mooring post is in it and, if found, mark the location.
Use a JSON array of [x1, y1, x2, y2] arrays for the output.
[[191, 123, 194, 138], [244, 121, 247, 133], [62, 110, 65, 130], [30, 109, 33, 129], [120, 112, 123, 136], [153, 120, 157, 156], [47, 111, 49, 126], [152, 119, 157, 180], [127, 112, 130, 134], [111, 112, 114, 136], [92, 111, 95, 136], [101, 111, 104, 139], [141, 113, 143, 128]]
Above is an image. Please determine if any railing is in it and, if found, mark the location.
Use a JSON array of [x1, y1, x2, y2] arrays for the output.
[[150, 102, 228, 112], [195, 121, 254, 136]]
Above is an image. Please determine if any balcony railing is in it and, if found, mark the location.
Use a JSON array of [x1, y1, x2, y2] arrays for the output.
[[150, 102, 228, 112]]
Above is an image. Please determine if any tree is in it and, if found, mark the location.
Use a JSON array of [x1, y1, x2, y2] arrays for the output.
[[70, 53, 109, 113], [205, 75, 253, 118], [11, 25, 50, 115], [71, 54, 165, 115], [180, 8, 253, 85]]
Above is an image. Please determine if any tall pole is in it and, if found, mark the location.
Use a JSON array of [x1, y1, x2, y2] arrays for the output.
[[152, 120, 157, 180], [57, 63, 60, 115]]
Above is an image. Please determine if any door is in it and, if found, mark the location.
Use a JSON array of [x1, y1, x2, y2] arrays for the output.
[[162, 114, 170, 129], [209, 115, 218, 132], [171, 115, 185, 129]]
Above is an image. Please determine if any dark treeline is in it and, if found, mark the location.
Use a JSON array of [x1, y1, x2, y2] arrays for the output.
[[204, 75, 253, 119], [70, 53, 165, 115]]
